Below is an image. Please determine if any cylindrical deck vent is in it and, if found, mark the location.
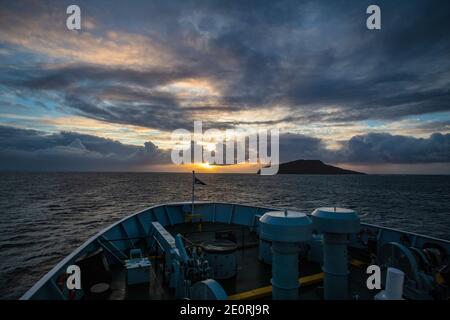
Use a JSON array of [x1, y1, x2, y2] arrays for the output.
[[202, 240, 238, 279], [259, 210, 313, 300], [311, 207, 360, 300]]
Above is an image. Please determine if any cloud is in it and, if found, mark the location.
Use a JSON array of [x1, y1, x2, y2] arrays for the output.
[[1, 0, 449, 134], [338, 132, 450, 164], [280, 133, 450, 165], [0, 126, 170, 171], [278, 133, 329, 162], [2, 126, 447, 172], [0, 1, 176, 68], [278, 132, 450, 165]]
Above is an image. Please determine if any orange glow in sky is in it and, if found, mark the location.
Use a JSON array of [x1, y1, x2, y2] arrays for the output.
[[149, 162, 261, 174]]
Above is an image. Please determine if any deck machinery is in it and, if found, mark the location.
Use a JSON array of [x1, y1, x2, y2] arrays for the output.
[[21, 202, 450, 300]]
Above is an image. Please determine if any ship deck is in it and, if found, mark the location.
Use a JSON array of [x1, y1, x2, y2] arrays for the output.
[[104, 222, 377, 300], [20, 202, 450, 301]]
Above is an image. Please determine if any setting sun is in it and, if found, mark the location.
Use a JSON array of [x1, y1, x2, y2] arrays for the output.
[[198, 162, 214, 170]]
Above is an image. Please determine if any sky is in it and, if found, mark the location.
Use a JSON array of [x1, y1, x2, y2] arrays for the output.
[[0, 0, 449, 174]]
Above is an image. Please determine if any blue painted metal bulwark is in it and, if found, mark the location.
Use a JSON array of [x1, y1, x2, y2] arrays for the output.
[[20, 201, 450, 300]]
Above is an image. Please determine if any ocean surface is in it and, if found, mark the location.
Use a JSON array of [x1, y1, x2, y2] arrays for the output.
[[0, 172, 449, 299]]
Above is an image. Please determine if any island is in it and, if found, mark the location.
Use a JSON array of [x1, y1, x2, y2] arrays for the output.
[[257, 160, 365, 175]]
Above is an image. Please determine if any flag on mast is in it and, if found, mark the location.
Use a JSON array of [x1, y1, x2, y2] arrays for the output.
[[194, 174, 206, 185], [191, 171, 206, 215]]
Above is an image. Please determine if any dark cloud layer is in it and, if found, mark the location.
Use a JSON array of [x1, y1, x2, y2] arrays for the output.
[[339, 132, 450, 164], [0, 126, 448, 171], [280, 132, 450, 165], [1, 0, 450, 131], [0, 126, 170, 171]]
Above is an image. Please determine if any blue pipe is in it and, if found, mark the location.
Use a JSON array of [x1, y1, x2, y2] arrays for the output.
[[271, 242, 299, 300], [322, 233, 349, 300]]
